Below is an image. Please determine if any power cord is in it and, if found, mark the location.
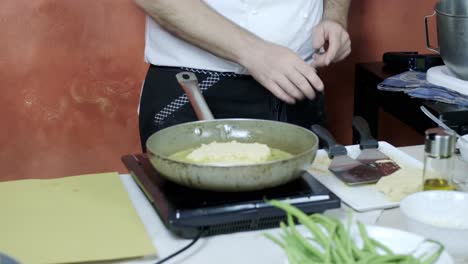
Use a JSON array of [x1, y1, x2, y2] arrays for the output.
[[155, 229, 207, 264]]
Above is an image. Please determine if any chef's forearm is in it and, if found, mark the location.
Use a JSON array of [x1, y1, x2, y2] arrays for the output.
[[323, 0, 351, 28], [134, 0, 265, 65]]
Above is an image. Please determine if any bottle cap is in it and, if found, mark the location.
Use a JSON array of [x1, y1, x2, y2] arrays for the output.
[[424, 127, 456, 158]]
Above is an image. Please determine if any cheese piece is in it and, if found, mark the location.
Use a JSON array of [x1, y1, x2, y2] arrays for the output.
[[186, 140, 271, 165], [376, 168, 422, 202], [309, 153, 332, 176]]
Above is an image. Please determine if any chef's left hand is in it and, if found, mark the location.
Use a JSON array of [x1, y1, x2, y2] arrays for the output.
[[311, 20, 351, 67]]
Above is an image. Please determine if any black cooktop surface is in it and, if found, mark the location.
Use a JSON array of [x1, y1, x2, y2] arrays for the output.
[[122, 154, 340, 238]]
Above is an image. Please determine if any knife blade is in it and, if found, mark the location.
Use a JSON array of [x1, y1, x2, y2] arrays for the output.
[[352, 116, 400, 176], [311, 124, 383, 185]]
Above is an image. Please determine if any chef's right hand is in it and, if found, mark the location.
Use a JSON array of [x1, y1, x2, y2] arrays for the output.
[[241, 42, 324, 104]]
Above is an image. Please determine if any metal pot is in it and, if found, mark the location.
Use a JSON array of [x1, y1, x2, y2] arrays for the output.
[[425, 0, 468, 80], [146, 72, 319, 192]]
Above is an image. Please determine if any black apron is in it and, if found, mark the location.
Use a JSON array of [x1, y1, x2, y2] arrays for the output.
[[138, 65, 326, 152]]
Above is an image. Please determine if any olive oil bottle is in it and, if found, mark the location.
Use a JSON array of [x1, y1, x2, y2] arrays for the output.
[[424, 178, 456, 191], [423, 128, 457, 191]]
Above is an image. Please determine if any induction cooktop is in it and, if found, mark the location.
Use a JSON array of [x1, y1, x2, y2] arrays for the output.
[[122, 154, 340, 238]]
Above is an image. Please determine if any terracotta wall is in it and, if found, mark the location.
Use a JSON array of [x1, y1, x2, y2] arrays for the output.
[[0, 0, 437, 181], [323, 0, 437, 146], [0, 0, 147, 181]]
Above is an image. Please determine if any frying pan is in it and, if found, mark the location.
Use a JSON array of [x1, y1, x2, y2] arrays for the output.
[[146, 72, 319, 192]]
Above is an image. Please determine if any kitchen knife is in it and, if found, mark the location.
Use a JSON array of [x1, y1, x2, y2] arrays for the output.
[[352, 116, 400, 176], [311, 124, 383, 185]]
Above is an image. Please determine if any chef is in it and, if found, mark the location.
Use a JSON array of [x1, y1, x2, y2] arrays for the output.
[[135, 0, 351, 151]]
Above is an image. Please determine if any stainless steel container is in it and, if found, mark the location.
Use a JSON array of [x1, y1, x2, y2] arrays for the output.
[[425, 0, 468, 80]]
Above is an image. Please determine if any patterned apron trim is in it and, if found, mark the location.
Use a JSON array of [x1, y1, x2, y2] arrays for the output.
[[154, 67, 240, 124]]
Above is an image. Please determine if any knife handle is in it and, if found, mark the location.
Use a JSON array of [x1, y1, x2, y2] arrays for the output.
[[311, 124, 347, 158], [352, 116, 379, 149]]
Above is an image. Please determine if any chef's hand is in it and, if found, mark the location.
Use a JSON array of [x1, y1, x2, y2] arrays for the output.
[[241, 42, 324, 104], [311, 20, 351, 67]]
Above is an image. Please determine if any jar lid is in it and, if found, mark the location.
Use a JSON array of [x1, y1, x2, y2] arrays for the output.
[[425, 127, 456, 158]]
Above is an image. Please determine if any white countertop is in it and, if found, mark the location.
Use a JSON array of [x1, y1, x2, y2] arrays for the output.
[[117, 145, 466, 264]]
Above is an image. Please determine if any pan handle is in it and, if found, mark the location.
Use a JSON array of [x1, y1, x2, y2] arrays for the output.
[[176, 72, 215, 120], [311, 124, 347, 158], [352, 116, 379, 150]]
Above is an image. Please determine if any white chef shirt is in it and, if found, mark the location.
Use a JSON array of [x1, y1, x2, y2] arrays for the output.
[[144, 0, 323, 74]]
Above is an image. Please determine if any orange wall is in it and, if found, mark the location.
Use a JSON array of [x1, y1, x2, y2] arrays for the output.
[[0, 0, 147, 181], [323, 0, 438, 145], [0, 0, 437, 181]]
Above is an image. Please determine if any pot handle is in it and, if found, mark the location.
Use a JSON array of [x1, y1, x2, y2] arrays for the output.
[[176, 72, 215, 121], [425, 11, 440, 53]]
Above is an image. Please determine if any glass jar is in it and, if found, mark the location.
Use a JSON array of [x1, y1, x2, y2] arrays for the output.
[[423, 127, 457, 191]]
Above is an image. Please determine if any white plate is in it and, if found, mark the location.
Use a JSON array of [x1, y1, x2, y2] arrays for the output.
[[308, 142, 423, 211], [427, 65, 468, 96], [360, 226, 453, 264], [284, 225, 453, 264]]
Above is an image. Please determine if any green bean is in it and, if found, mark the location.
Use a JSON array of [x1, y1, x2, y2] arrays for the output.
[[280, 221, 291, 236], [327, 224, 355, 263], [355, 253, 378, 264], [420, 240, 444, 264], [333, 240, 352, 263], [305, 214, 351, 263], [330, 219, 357, 263], [263, 233, 285, 248], [265, 200, 444, 264], [327, 216, 354, 261], [286, 213, 326, 261], [269, 200, 329, 247], [330, 247, 343, 263], [404, 256, 422, 264], [283, 232, 323, 264], [369, 254, 415, 263], [281, 233, 308, 263], [310, 214, 335, 231], [346, 209, 354, 257], [309, 214, 341, 263], [284, 244, 308, 264], [369, 238, 393, 255], [281, 220, 326, 263], [358, 222, 377, 254], [283, 245, 297, 264]]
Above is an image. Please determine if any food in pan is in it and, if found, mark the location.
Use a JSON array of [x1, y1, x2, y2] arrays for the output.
[[169, 140, 293, 165], [188, 141, 271, 164]]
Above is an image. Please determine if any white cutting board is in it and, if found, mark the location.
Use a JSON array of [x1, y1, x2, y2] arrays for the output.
[[308, 142, 423, 212]]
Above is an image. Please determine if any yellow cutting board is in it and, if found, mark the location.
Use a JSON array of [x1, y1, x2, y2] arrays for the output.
[[0, 172, 156, 263]]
